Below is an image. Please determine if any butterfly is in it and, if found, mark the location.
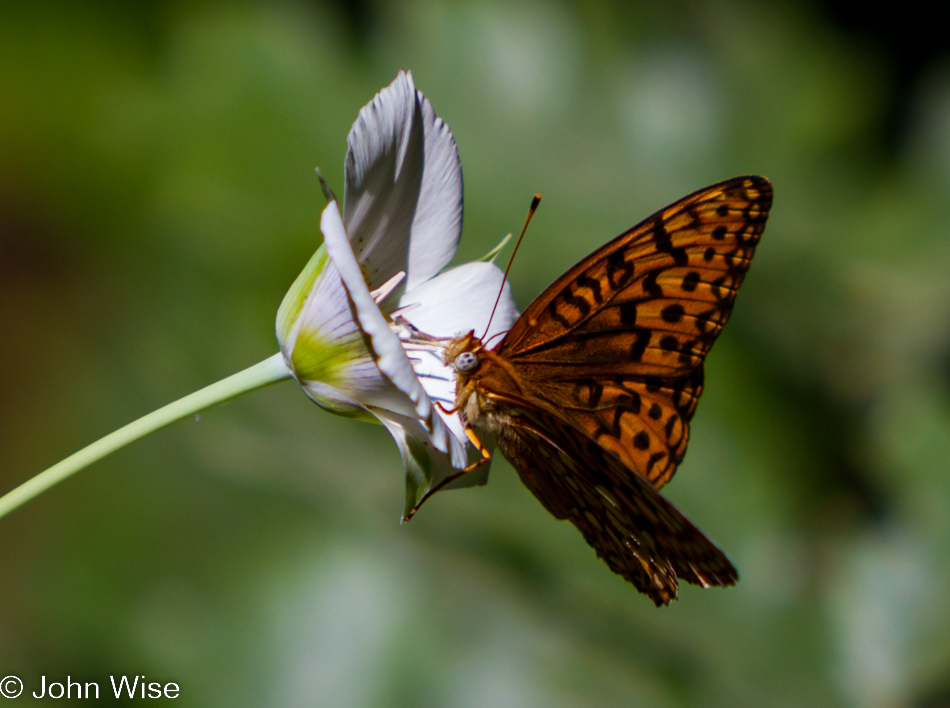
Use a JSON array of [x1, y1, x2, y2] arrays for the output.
[[440, 176, 773, 605]]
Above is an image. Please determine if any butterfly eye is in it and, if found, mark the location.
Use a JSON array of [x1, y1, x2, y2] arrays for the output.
[[455, 351, 479, 373]]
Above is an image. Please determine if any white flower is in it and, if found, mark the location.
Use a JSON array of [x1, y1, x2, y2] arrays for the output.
[[276, 71, 517, 518]]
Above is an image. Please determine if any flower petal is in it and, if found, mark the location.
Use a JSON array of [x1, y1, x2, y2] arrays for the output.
[[396, 261, 518, 446], [398, 261, 517, 341], [276, 246, 382, 418], [276, 245, 329, 349], [344, 70, 463, 294], [320, 200, 466, 467]]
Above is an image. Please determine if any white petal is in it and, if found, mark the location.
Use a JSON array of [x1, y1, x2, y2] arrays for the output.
[[400, 345, 463, 444], [404, 92, 464, 289], [320, 200, 466, 468], [277, 248, 385, 416], [397, 261, 518, 341], [276, 246, 329, 349], [344, 70, 463, 293]]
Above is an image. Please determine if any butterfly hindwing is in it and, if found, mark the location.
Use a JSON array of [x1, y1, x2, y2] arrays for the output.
[[496, 401, 737, 606]]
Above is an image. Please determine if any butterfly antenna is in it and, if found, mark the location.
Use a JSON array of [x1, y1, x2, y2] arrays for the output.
[[482, 194, 541, 338]]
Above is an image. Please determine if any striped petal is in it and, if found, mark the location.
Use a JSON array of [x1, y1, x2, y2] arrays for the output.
[[275, 245, 379, 419], [344, 70, 463, 296], [319, 201, 476, 508]]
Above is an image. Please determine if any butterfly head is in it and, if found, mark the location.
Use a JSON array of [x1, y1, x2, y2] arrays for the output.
[[443, 330, 486, 377], [443, 330, 506, 428]]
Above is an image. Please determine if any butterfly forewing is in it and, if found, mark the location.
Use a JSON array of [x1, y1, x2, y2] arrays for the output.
[[500, 176, 771, 375], [496, 176, 772, 489]]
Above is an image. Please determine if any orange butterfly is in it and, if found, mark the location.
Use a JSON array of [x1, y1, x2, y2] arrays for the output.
[[442, 176, 773, 605]]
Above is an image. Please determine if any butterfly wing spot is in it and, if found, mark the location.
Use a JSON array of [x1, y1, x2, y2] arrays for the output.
[[547, 300, 574, 330], [641, 271, 663, 298], [576, 274, 604, 304], [681, 271, 701, 292], [562, 292, 592, 319], [618, 300, 638, 325], [606, 249, 635, 290], [661, 304, 685, 323], [629, 329, 651, 361], [646, 451, 668, 476], [665, 413, 681, 439], [632, 430, 650, 450]]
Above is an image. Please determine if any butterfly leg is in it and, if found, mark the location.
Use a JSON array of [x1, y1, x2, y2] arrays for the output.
[[435, 400, 460, 416], [464, 425, 493, 462], [402, 425, 493, 521]]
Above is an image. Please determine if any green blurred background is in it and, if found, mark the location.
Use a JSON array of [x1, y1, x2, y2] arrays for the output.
[[2, 1, 950, 706]]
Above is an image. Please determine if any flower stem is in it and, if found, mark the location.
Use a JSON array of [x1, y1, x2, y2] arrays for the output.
[[0, 353, 293, 520]]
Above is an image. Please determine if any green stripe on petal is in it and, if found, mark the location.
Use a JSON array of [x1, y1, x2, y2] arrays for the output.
[[276, 245, 329, 346], [289, 327, 367, 391]]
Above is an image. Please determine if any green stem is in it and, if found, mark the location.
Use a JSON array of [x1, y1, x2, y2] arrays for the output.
[[0, 353, 293, 520]]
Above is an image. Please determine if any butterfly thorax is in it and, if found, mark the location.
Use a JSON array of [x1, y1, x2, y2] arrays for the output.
[[444, 330, 560, 512]]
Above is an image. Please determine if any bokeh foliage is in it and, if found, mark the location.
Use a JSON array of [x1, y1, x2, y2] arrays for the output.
[[2, 1, 950, 706]]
